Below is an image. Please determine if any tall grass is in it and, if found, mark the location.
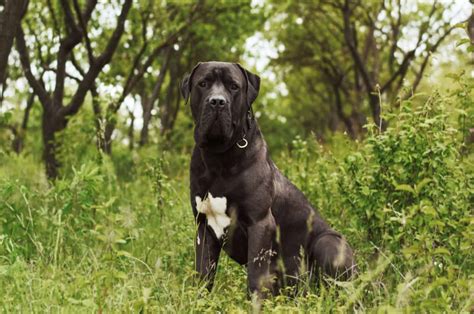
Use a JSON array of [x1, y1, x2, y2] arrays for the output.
[[0, 86, 472, 312]]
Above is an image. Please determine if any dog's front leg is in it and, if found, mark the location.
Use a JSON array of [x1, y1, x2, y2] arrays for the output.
[[247, 210, 276, 298], [195, 218, 221, 290]]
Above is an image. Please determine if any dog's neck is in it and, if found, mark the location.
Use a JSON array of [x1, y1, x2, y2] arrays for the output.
[[198, 120, 264, 174]]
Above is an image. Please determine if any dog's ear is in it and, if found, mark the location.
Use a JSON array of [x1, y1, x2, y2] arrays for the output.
[[235, 63, 260, 105], [180, 74, 191, 100], [180, 62, 201, 103]]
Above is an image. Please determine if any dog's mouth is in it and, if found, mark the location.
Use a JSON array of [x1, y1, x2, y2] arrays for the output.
[[206, 114, 221, 136], [198, 110, 234, 148]]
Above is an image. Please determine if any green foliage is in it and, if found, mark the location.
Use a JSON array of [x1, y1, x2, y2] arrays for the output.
[[340, 93, 472, 247], [336, 94, 473, 309], [1, 85, 472, 311], [448, 71, 474, 153]]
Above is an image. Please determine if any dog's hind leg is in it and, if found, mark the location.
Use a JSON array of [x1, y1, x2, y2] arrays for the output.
[[307, 230, 356, 282]]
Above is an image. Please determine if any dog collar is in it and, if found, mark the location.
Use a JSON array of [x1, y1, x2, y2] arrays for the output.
[[236, 136, 248, 149], [236, 110, 253, 149]]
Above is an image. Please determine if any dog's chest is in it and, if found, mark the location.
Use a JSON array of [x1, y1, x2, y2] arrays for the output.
[[195, 193, 231, 239]]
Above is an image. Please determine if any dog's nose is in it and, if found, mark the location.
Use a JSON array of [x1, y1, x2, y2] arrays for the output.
[[209, 96, 226, 109]]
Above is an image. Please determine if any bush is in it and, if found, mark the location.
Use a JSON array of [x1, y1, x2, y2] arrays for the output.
[[336, 93, 473, 310]]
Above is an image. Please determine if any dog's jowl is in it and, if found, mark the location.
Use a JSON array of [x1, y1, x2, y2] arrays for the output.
[[181, 61, 355, 298]]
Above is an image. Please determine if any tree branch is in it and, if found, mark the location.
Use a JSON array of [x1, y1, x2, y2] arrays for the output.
[[46, 0, 61, 36], [69, 50, 85, 78], [72, 0, 95, 64], [21, 92, 35, 130], [25, 19, 47, 68], [114, 10, 152, 111], [60, 0, 132, 117], [113, 21, 191, 113], [388, 0, 402, 73], [15, 25, 51, 109], [54, 0, 97, 107], [412, 24, 457, 93], [382, 1, 447, 94], [342, 0, 373, 91], [380, 49, 415, 93], [148, 47, 172, 110]]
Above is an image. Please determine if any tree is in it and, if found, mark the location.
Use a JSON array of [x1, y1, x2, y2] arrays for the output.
[[16, 0, 132, 179], [270, 0, 459, 138]]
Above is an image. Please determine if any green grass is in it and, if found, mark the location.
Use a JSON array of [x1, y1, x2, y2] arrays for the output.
[[0, 90, 473, 312]]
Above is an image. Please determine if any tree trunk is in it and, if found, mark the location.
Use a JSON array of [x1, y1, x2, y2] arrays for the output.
[[128, 110, 134, 150], [90, 87, 106, 152], [0, 0, 28, 97], [349, 111, 366, 137], [11, 93, 34, 153], [139, 104, 152, 146], [139, 47, 172, 146], [166, 81, 181, 135], [160, 61, 180, 136], [332, 84, 356, 139], [103, 118, 114, 155], [42, 111, 66, 180]]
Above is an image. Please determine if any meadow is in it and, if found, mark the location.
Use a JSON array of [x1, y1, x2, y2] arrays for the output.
[[1, 81, 472, 312]]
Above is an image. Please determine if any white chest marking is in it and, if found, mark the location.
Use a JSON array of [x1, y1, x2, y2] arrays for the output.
[[195, 193, 231, 239]]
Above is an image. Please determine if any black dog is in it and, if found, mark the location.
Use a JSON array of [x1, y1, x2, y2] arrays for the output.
[[181, 62, 355, 298]]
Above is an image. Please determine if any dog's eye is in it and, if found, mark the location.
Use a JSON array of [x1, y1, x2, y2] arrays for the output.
[[199, 81, 207, 87], [230, 83, 239, 90]]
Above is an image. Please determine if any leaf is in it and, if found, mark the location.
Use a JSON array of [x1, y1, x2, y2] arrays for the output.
[[456, 38, 471, 47], [455, 109, 468, 116], [2, 111, 12, 122], [117, 250, 132, 257], [415, 178, 432, 194], [67, 298, 82, 305], [421, 206, 437, 216], [361, 186, 371, 196], [445, 73, 460, 80], [433, 247, 450, 255], [402, 245, 420, 255], [395, 184, 415, 194], [114, 271, 128, 280], [431, 277, 449, 287], [81, 299, 95, 307]]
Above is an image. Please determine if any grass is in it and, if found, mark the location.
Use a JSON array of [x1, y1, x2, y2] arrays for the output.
[[0, 90, 473, 312], [1, 150, 470, 313]]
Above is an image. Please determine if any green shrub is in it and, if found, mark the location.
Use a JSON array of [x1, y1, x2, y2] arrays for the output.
[[337, 93, 473, 309], [339, 92, 472, 258]]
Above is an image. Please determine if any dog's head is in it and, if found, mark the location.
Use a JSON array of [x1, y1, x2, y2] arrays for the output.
[[181, 61, 260, 151]]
